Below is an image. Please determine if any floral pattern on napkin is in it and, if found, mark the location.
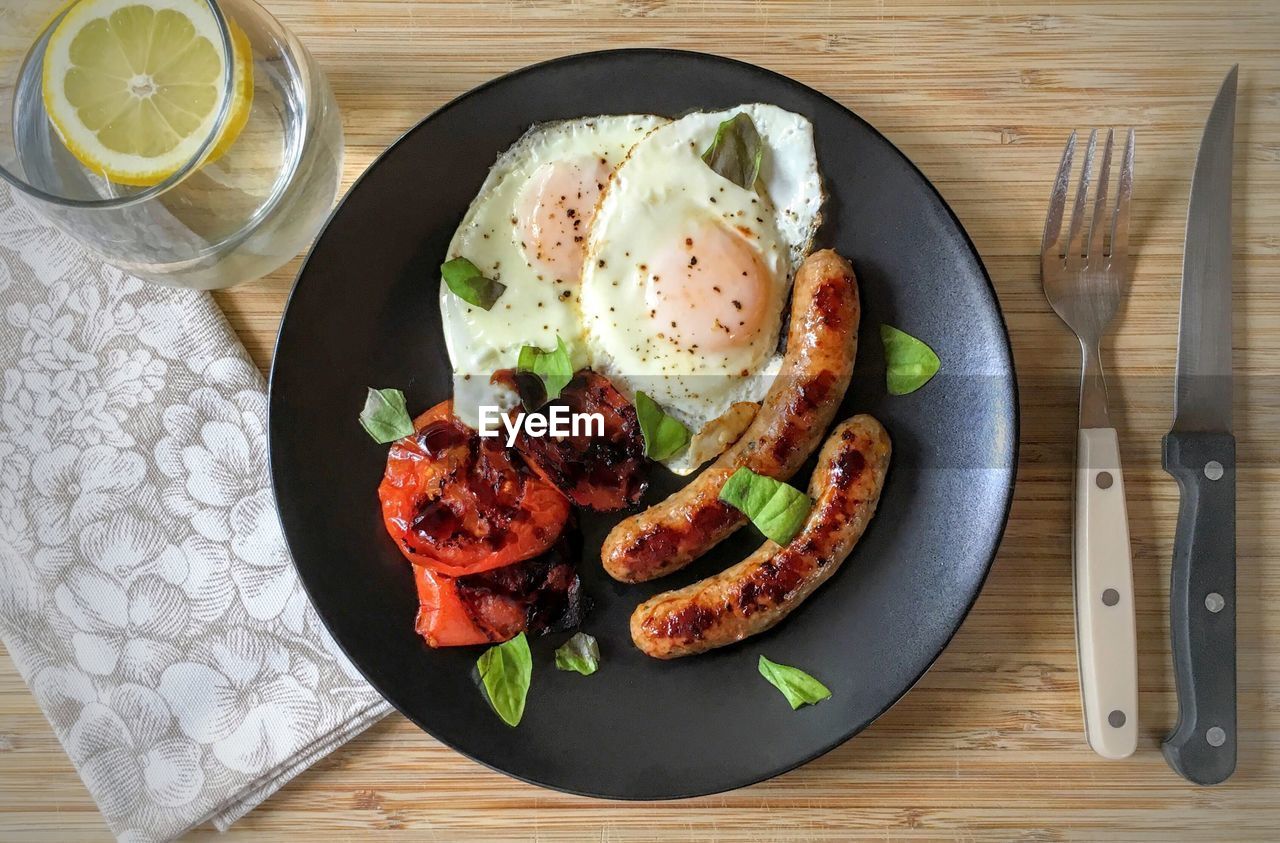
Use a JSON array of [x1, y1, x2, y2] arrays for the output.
[[0, 185, 390, 842]]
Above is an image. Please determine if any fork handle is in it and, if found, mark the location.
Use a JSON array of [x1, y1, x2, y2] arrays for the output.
[[1074, 427, 1139, 759]]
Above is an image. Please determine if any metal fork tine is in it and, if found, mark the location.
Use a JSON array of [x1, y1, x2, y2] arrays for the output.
[[1086, 129, 1115, 267], [1064, 129, 1097, 273], [1110, 129, 1135, 261], [1040, 130, 1077, 257]]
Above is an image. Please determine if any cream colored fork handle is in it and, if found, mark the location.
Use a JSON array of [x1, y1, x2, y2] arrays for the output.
[[1075, 428, 1139, 759]]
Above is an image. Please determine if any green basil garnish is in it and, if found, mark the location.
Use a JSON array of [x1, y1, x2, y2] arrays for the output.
[[634, 391, 691, 461], [880, 324, 940, 396], [477, 632, 532, 727], [358, 387, 414, 444], [516, 337, 573, 407], [701, 113, 764, 191], [718, 467, 811, 546], [758, 656, 832, 709], [554, 632, 600, 676], [442, 257, 506, 310]]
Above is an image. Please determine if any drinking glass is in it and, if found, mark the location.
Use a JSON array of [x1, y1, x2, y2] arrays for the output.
[[0, 0, 342, 289]]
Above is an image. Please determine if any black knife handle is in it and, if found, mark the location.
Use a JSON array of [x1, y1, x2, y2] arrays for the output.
[[1161, 431, 1236, 785]]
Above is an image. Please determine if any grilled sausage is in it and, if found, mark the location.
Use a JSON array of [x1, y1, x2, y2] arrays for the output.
[[601, 249, 860, 583], [631, 414, 890, 659]]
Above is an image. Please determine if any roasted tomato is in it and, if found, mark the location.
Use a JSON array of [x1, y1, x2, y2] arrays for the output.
[[413, 538, 588, 647], [493, 370, 647, 511], [379, 401, 570, 575]]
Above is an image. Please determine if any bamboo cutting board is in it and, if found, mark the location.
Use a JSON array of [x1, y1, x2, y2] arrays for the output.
[[2, 1, 1278, 839]]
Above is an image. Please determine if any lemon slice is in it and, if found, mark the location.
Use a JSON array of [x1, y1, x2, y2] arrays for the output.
[[42, 0, 254, 187]]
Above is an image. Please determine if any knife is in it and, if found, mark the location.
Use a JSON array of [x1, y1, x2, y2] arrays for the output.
[[1162, 65, 1237, 786]]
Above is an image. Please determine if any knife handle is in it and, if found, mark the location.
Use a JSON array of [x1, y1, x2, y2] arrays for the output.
[[1074, 428, 1139, 759], [1162, 431, 1236, 785]]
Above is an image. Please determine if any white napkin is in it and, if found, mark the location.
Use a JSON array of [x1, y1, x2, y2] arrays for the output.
[[0, 183, 392, 841]]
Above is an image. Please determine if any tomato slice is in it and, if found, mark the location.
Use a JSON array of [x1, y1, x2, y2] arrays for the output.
[[379, 401, 570, 575], [412, 539, 587, 648], [413, 565, 494, 647], [494, 370, 648, 511]]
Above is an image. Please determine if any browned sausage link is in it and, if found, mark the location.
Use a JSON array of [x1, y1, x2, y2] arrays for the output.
[[601, 249, 860, 583], [631, 415, 890, 659]]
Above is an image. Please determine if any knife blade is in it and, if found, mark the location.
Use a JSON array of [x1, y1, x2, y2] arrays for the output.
[[1162, 65, 1237, 786], [1172, 67, 1236, 434]]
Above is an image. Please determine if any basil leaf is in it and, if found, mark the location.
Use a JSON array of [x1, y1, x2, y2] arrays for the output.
[[358, 387, 414, 444], [442, 257, 506, 310], [718, 467, 812, 546], [758, 656, 832, 709], [634, 391, 691, 461], [554, 632, 600, 676], [516, 337, 573, 406], [880, 324, 941, 396], [701, 113, 764, 191], [476, 632, 532, 727]]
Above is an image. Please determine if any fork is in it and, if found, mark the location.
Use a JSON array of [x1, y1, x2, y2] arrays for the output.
[[1041, 129, 1139, 760]]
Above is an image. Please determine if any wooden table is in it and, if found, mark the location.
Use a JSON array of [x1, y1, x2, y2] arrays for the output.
[[2, 1, 1277, 839]]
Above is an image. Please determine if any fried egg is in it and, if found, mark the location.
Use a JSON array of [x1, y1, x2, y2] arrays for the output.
[[578, 104, 823, 473], [440, 114, 668, 426]]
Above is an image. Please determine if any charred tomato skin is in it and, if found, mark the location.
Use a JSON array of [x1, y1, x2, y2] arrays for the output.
[[493, 370, 648, 512], [413, 536, 588, 647], [379, 400, 570, 575]]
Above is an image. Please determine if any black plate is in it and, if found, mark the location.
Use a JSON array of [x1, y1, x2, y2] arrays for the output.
[[269, 49, 1017, 799]]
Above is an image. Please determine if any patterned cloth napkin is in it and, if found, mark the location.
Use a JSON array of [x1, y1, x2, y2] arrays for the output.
[[0, 183, 392, 841]]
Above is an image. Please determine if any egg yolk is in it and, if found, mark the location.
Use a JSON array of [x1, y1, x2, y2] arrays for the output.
[[645, 222, 772, 353], [516, 157, 610, 284]]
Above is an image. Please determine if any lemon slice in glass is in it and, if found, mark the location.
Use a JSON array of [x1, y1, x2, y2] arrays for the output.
[[42, 0, 254, 187]]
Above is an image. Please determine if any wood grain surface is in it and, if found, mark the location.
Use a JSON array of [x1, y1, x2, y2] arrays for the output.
[[3, 1, 1278, 840]]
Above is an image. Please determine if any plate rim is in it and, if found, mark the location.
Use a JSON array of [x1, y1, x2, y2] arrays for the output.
[[268, 47, 1020, 800]]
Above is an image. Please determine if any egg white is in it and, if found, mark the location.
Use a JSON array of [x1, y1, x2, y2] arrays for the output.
[[440, 114, 668, 426], [578, 104, 823, 473]]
